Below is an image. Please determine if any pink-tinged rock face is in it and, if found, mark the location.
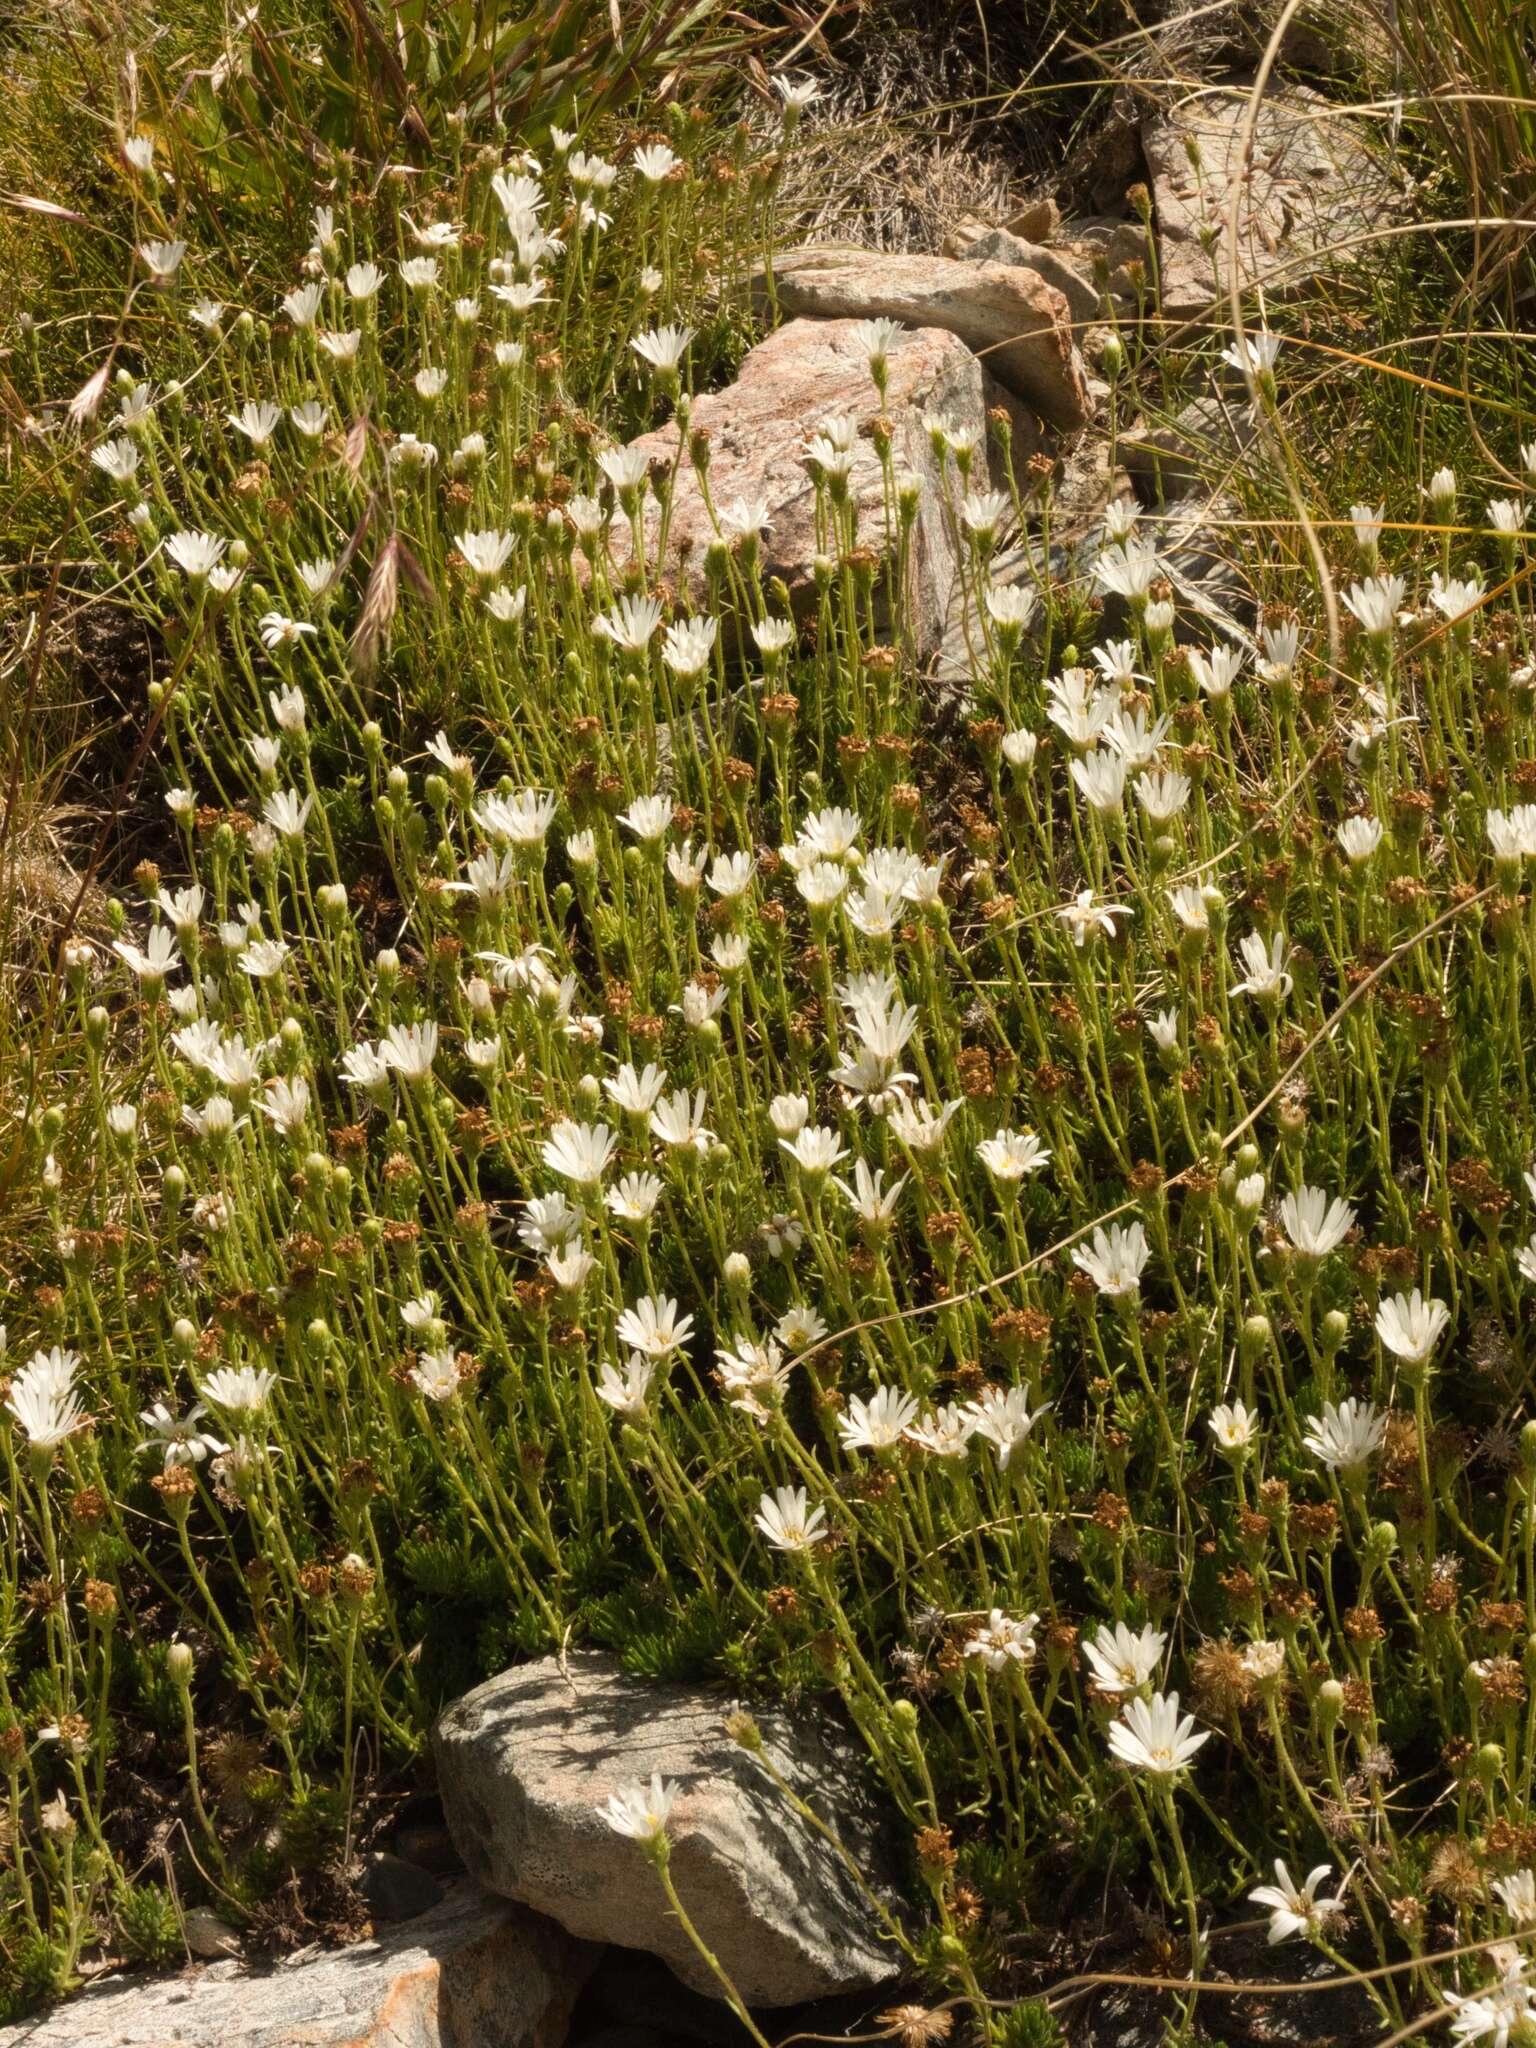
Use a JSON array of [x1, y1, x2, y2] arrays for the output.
[[608, 317, 999, 661], [767, 247, 1092, 429]]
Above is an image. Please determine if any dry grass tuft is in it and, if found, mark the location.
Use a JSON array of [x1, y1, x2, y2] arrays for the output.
[[1, 803, 106, 985], [766, 2, 1065, 251]]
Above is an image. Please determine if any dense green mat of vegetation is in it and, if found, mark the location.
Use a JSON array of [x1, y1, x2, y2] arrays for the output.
[[6, 0, 1536, 2034]]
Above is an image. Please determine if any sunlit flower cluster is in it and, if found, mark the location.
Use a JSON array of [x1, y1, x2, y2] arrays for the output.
[[11, 55, 1536, 2035]]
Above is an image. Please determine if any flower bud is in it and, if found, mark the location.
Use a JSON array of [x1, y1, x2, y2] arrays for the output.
[[83, 1579, 118, 1625], [166, 1640, 195, 1687], [724, 1709, 763, 1752], [1277, 1095, 1308, 1149], [337, 1552, 375, 1605], [1240, 1314, 1272, 1364]]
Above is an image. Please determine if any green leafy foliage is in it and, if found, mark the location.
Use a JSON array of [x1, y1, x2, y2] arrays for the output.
[[114, 1882, 185, 1965], [7, 0, 1536, 2037]]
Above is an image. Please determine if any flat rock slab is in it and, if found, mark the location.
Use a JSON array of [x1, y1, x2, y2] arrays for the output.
[[1, 1888, 593, 2048], [434, 1651, 908, 2008], [766, 246, 1092, 429], [949, 226, 1102, 327], [1144, 80, 1401, 319], [614, 316, 996, 661]]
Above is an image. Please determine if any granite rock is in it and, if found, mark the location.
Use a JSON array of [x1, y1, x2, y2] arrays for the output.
[[1143, 79, 1401, 319], [0, 1888, 594, 2048], [766, 245, 1092, 427], [608, 316, 1000, 660], [434, 1652, 907, 2009]]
